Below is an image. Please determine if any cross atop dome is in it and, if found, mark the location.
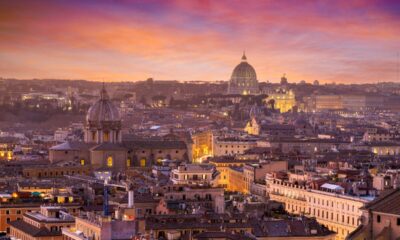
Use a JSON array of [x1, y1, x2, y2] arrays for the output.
[[241, 51, 247, 62]]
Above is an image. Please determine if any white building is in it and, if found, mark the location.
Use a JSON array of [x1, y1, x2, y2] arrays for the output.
[[171, 164, 219, 186]]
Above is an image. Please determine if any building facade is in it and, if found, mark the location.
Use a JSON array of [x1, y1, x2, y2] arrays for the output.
[[266, 176, 369, 240]]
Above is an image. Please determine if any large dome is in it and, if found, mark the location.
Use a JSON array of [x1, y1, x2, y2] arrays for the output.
[[231, 61, 257, 81], [86, 85, 121, 124], [228, 53, 259, 95]]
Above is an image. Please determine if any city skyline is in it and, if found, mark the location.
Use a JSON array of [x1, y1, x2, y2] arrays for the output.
[[1, 0, 400, 83]]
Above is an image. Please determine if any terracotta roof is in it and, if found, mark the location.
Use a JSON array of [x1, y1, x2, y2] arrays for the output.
[[194, 232, 254, 240], [9, 220, 61, 237], [90, 142, 127, 151], [362, 188, 400, 215], [123, 140, 187, 149], [252, 218, 335, 237]]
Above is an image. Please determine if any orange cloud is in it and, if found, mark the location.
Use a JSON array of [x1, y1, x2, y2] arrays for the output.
[[0, 0, 399, 83]]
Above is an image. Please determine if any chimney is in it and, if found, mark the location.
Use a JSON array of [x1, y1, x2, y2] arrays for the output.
[[115, 208, 121, 220], [128, 190, 134, 208]]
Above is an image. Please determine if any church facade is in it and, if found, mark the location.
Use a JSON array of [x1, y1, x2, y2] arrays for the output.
[[49, 85, 191, 171]]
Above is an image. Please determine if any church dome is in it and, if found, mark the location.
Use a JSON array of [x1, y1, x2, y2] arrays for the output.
[[231, 54, 257, 84], [86, 85, 121, 124], [228, 53, 259, 95]]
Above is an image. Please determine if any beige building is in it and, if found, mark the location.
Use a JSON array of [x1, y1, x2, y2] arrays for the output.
[[354, 142, 400, 156], [347, 188, 400, 240], [341, 95, 367, 111], [154, 185, 225, 215], [210, 158, 258, 189], [62, 213, 137, 240], [265, 88, 296, 113], [269, 138, 350, 154], [22, 164, 91, 178], [0, 203, 40, 235], [315, 95, 344, 111], [266, 176, 370, 240], [9, 205, 75, 240], [170, 164, 219, 186], [191, 130, 213, 162], [243, 160, 287, 194], [213, 138, 258, 157], [362, 127, 394, 143], [372, 170, 400, 192]]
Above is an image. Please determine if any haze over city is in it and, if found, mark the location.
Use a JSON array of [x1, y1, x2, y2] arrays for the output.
[[1, 0, 400, 83]]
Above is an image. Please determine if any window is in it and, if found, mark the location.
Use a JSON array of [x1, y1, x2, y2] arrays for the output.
[[126, 158, 131, 167], [140, 159, 146, 167], [397, 218, 400, 226], [80, 159, 85, 166], [16, 210, 21, 214], [6, 218, 10, 223], [6, 210, 9, 215], [377, 215, 381, 223], [103, 131, 110, 142], [107, 156, 113, 167]]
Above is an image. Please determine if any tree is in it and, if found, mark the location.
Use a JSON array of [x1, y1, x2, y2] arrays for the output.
[[268, 99, 275, 110]]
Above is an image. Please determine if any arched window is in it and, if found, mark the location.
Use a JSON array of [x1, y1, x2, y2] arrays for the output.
[[107, 156, 113, 167]]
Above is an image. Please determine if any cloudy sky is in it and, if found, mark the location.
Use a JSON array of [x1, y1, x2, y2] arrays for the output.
[[1, 0, 399, 83]]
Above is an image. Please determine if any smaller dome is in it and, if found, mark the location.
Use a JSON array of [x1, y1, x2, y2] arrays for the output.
[[86, 85, 121, 124]]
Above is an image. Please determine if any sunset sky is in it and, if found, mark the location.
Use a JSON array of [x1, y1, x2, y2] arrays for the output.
[[0, 0, 399, 83]]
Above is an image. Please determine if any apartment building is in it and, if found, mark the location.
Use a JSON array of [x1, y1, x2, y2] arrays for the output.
[[266, 175, 371, 240]]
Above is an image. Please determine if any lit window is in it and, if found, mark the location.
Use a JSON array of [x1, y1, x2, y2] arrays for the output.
[[104, 131, 110, 142], [80, 159, 85, 166], [126, 158, 131, 167], [107, 156, 113, 167], [140, 159, 146, 167]]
